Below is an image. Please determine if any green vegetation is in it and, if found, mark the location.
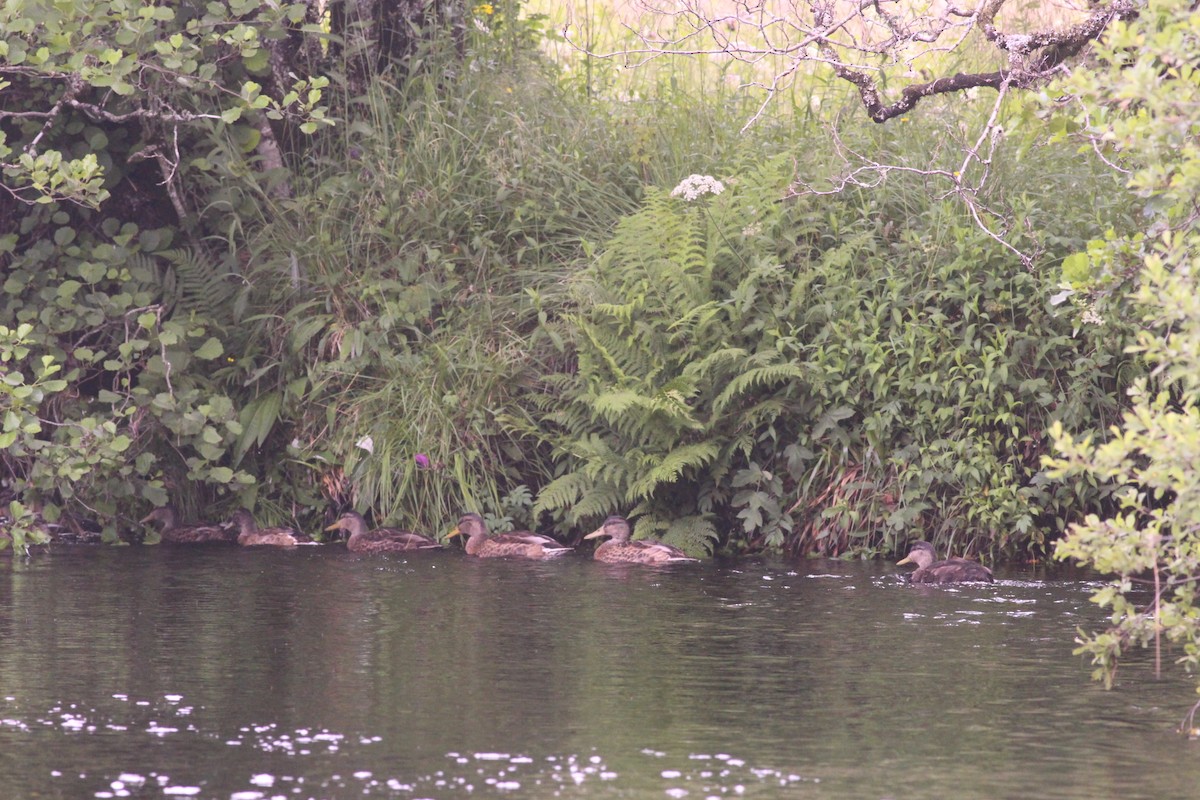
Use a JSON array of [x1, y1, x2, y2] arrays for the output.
[[0, 0, 1170, 582], [1041, 0, 1200, 713], [530, 146, 1130, 557]]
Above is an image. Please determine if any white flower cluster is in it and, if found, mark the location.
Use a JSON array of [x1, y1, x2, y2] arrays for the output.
[[670, 174, 725, 201]]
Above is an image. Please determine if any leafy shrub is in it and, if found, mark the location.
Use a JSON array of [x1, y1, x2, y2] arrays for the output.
[[0, 209, 253, 546], [1044, 0, 1200, 707], [530, 149, 1132, 557]]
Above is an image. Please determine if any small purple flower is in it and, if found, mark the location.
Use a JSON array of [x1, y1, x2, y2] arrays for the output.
[[414, 453, 431, 469]]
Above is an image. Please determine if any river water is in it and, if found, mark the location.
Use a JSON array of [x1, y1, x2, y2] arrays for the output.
[[0, 545, 1196, 799]]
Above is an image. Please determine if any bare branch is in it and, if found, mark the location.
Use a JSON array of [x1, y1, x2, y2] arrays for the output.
[[565, 1, 1142, 123], [788, 97, 1034, 266], [558, 1, 1141, 263]]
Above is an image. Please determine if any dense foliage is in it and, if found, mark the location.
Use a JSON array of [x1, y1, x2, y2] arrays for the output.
[[1043, 0, 1200, 707], [530, 147, 1132, 557], [0, 0, 1143, 562]]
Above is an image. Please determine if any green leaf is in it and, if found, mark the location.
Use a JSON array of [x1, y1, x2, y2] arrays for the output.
[[56, 280, 82, 300], [194, 337, 224, 360], [235, 392, 282, 463], [1061, 252, 1091, 285], [208, 466, 235, 483]]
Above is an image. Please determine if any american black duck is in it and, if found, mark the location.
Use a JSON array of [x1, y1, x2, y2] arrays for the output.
[[897, 540, 993, 583], [584, 515, 699, 564], [227, 508, 307, 547], [324, 511, 442, 553], [140, 505, 235, 544], [447, 512, 572, 559]]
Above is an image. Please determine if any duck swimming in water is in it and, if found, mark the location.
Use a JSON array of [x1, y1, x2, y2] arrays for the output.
[[447, 513, 572, 559], [584, 515, 699, 564], [324, 511, 442, 553], [897, 540, 993, 583], [140, 505, 235, 544], [227, 508, 307, 547]]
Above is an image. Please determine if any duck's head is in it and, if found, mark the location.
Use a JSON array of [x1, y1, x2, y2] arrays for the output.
[[897, 540, 936, 569], [324, 511, 367, 538], [447, 513, 488, 541], [584, 515, 632, 543], [227, 508, 257, 533]]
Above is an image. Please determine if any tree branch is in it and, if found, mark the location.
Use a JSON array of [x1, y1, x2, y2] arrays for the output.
[[565, 1, 1142, 124]]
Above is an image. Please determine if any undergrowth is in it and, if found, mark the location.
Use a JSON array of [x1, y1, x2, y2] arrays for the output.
[[2, 2, 1139, 556]]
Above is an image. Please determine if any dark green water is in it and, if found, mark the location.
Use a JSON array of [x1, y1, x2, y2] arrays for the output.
[[0, 545, 1196, 799]]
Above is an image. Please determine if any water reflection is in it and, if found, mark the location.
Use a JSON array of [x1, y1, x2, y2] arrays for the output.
[[0, 548, 1195, 799]]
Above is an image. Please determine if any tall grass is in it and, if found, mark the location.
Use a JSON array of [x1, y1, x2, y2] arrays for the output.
[[232, 21, 784, 533]]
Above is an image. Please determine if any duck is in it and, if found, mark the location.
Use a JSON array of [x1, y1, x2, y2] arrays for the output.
[[227, 508, 307, 547], [324, 510, 442, 553], [140, 505, 236, 544], [896, 540, 994, 583], [447, 512, 572, 559], [584, 515, 699, 564]]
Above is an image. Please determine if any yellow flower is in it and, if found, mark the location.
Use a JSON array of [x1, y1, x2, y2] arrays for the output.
[[474, 3, 494, 14]]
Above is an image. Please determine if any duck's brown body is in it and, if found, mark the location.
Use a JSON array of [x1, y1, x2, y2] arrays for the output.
[[325, 511, 442, 553], [897, 541, 993, 583], [584, 516, 699, 564], [140, 505, 235, 544], [228, 508, 305, 547], [448, 513, 572, 559]]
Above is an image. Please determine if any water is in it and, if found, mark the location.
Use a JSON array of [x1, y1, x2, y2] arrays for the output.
[[0, 545, 1196, 799]]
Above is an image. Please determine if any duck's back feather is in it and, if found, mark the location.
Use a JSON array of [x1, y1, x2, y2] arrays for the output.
[[595, 540, 698, 564], [161, 524, 235, 544], [348, 527, 442, 553], [470, 531, 572, 559], [909, 559, 994, 583], [238, 529, 303, 547]]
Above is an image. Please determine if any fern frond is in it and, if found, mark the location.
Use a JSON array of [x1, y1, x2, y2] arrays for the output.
[[533, 471, 590, 515], [571, 487, 625, 520], [685, 347, 750, 380], [626, 442, 720, 502], [659, 514, 719, 556], [574, 434, 631, 486], [574, 320, 669, 383], [159, 248, 238, 323], [736, 398, 790, 430], [712, 363, 807, 416], [667, 301, 722, 345], [582, 386, 702, 435], [591, 299, 643, 327], [586, 389, 643, 420]]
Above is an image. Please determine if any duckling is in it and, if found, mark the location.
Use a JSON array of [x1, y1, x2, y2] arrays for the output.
[[324, 510, 442, 553], [227, 508, 307, 547], [140, 504, 235, 544], [447, 513, 572, 559], [897, 540, 994, 583], [584, 515, 699, 563]]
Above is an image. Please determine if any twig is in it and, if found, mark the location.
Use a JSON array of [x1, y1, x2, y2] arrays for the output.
[[1182, 697, 1200, 736]]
